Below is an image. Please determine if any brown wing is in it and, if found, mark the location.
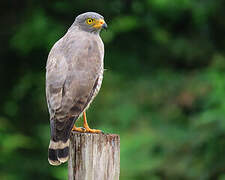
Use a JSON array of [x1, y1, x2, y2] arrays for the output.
[[46, 31, 103, 142]]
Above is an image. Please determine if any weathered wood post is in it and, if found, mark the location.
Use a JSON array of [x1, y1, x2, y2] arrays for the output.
[[68, 132, 120, 180]]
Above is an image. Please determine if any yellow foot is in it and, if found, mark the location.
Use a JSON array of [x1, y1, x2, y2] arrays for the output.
[[83, 111, 102, 133], [72, 125, 101, 133], [72, 125, 85, 133], [84, 127, 102, 133]]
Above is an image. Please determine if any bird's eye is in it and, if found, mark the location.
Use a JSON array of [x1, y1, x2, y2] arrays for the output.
[[86, 18, 94, 25]]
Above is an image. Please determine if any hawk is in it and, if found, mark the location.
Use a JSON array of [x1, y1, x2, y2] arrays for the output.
[[46, 12, 107, 166]]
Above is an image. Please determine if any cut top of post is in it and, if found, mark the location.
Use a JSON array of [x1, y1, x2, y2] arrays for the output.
[[69, 132, 120, 180]]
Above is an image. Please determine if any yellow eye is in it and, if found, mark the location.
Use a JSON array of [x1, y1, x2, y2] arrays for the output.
[[86, 18, 94, 25]]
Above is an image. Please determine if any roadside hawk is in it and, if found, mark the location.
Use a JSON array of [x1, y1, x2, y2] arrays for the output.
[[46, 12, 107, 166]]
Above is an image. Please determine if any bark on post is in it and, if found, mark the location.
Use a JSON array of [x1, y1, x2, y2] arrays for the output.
[[68, 132, 120, 180]]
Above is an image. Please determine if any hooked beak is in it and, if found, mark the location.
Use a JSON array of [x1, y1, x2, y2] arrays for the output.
[[93, 19, 107, 29], [102, 22, 107, 29]]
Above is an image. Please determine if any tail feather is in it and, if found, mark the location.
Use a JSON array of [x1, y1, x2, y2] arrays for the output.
[[48, 148, 61, 165], [48, 139, 70, 166], [57, 146, 69, 163]]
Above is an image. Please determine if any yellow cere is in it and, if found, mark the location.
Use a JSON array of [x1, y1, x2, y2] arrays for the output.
[[92, 19, 105, 29]]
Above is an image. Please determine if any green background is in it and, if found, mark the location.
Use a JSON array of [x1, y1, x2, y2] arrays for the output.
[[1, 0, 225, 179]]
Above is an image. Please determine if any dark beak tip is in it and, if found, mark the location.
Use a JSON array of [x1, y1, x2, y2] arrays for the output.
[[102, 23, 108, 29]]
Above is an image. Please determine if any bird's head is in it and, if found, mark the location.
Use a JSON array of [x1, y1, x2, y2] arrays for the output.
[[74, 12, 107, 34]]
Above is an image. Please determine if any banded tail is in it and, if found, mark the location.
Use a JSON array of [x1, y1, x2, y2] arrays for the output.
[[48, 116, 77, 165], [48, 139, 70, 166]]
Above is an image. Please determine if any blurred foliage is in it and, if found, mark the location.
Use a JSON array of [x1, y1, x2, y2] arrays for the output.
[[1, 0, 225, 179]]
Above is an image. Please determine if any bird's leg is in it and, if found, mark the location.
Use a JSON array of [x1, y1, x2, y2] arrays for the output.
[[83, 111, 101, 133], [72, 124, 85, 132]]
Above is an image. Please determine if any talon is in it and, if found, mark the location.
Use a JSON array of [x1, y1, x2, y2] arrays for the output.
[[71, 111, 102, 134], [83, 111, 102, 134], [85, 128, 102, 133], [72, 125, 85, 133]]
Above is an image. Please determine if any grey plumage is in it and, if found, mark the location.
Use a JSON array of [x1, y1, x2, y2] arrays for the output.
[[46, 12, 106, 165]]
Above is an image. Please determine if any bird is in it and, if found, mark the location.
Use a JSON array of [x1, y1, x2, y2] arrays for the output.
[[45, 12, 107, 166]]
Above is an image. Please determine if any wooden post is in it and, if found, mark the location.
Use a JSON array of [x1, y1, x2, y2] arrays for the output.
[[68, 132, 120, 180]]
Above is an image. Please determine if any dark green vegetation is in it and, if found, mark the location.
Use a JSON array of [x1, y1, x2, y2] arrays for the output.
[[1, 0, 225, 179]]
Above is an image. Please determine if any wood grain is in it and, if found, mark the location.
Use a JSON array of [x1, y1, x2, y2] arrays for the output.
[[68, 132, 120, 180]]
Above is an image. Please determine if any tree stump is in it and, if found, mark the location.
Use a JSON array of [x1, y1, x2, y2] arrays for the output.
[[68, 132, 120, 180]]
